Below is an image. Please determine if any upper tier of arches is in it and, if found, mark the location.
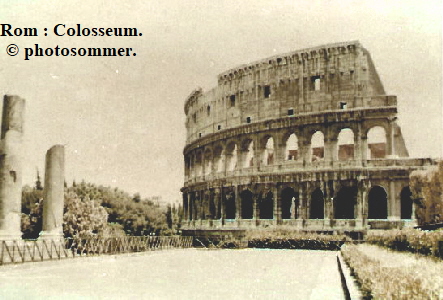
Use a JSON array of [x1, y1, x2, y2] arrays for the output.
[[184, 41, 394, 144]]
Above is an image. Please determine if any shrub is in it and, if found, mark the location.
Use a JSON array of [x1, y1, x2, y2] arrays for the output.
[[244, 228, 350, 250], [367, 229, 443, 258], [342, 244, 442, 299]]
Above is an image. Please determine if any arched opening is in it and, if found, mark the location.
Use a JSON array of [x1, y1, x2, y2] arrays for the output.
[[281, 187, 297, 219], [225, 191, 236, 219], [213, 146, 224, 173], [215, 193, 222, 219], [208, 192, 216, 219], [311, 131, 324, 161], [204, 149, 212, 175], [194, 193, 202, 220], [259, 191, 274, 219], [195, 152, 203, 177], [285, 133, 299, 161], [184, 155, 191, 177], [243, 140, 254, 168], [337, 128, 355, 161], [368, 186, 388, 219], [310, 188, 324, 219], [226, 143, 238, 172], [201, 193, 208, 220], [189, 193, 194, 220], [400, 187, 413, 219], [240, 190, 254, 219], [263, 137, 274, 165], [334, 186, 357, 219], [367, 126, 387, 159]]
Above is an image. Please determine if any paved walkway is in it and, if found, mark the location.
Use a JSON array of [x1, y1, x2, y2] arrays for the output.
[[0, 249, 344, 299]]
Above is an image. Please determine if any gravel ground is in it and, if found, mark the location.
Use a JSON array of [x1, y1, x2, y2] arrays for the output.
[[0, 249, 344, 300]]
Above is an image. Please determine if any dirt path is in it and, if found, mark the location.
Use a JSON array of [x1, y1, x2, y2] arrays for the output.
[[0, 249, 344, 300]]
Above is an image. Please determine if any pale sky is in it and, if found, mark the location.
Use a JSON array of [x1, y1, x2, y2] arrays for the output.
[[0, 0, 441, 202]]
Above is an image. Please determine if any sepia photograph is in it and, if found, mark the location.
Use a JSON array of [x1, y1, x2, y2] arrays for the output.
[[0, 0, 442, 299]]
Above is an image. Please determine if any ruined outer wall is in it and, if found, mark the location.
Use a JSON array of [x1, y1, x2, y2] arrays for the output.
[[185, 41, 391, 144]]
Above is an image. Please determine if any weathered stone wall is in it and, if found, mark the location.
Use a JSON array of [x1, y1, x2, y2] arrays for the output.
[[185, 41, 393, 144]]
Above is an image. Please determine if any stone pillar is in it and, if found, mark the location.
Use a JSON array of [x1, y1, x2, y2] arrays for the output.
[[386, 120, 397, 158], [296, 184, 305, 229], [323, 180, 330, 221], [188, 193, 193, 221], [0, 95, 25, 241], [187, 193, 192, 221], [252, 192, 258, 220], [354, 129, 362, 163], [324, 138, 333, 163], [252, 191, 259, 226], [290, 196, 296, 219], [302, 140, 311, 166], [182, 193, 188, 223], [220, 189, 226, 225], [201, 153, 206, 178], [297, 186, 303, 220], [388, 181, 401, 220], [252, 137, 260, 172], [190, 153, 195, 178], [305, 182, 311, 219], [234, 185, 241, 222], [194, 192, 200, 221], [213, 188, 220, 220], [40, 145, 65, 240], [331, 181, 339, 220], [331, 139, 339, 162], [361, 179, 369, 221], [224, 152, 231, 175], [361, 137, 368, 166], [272, 185, 281, 225], [355, 178, 367, 229], [237, 147, 244, 174], [274, 134, 285, 166]]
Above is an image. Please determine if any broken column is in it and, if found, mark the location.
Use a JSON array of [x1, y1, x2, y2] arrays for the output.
[[0, 95, 25, 241], [40, 145, 65, 240]]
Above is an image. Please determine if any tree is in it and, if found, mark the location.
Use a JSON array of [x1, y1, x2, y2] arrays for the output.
[[63, 192, 108, 238], [21, 185, 43, 239], [410, 161, 443, 225]]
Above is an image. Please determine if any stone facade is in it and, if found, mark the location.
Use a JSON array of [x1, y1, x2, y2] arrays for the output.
[[181, 41, 435, 234]]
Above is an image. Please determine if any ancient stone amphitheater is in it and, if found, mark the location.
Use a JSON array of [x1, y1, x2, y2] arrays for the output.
[[181, 41, 434, 236]]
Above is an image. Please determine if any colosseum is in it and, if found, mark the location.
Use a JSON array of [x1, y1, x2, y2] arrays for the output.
[[181, 41, 435, 237]]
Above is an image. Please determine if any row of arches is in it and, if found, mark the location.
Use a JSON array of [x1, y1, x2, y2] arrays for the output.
[[186, 126, 389, 177], [186, 185, 413, 221]]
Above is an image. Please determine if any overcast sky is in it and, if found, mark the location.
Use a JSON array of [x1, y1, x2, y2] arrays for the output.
[[0, 0, 441, 202]]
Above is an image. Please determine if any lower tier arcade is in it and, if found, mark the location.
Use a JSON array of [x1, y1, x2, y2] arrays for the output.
[[181, 161, 435, 233]]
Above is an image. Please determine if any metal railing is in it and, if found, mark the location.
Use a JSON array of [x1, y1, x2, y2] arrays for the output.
[[0, 236, 193, 266]]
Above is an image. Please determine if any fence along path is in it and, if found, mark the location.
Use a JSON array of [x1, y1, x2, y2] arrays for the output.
[[0, 236, 193, 265]]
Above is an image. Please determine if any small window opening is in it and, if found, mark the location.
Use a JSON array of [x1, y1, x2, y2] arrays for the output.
[[199, 133, 202, 138], [264, 85, 271, 98], [246, 117, 251, 123], [340, 102, 347, 109], [311, 76, 321, 91], [288, 109, 294, 116], [217, 125, 221, 130], [193, 113, 197, 123], [230, 95, 236, 107], [207, 106, 210, 116]]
